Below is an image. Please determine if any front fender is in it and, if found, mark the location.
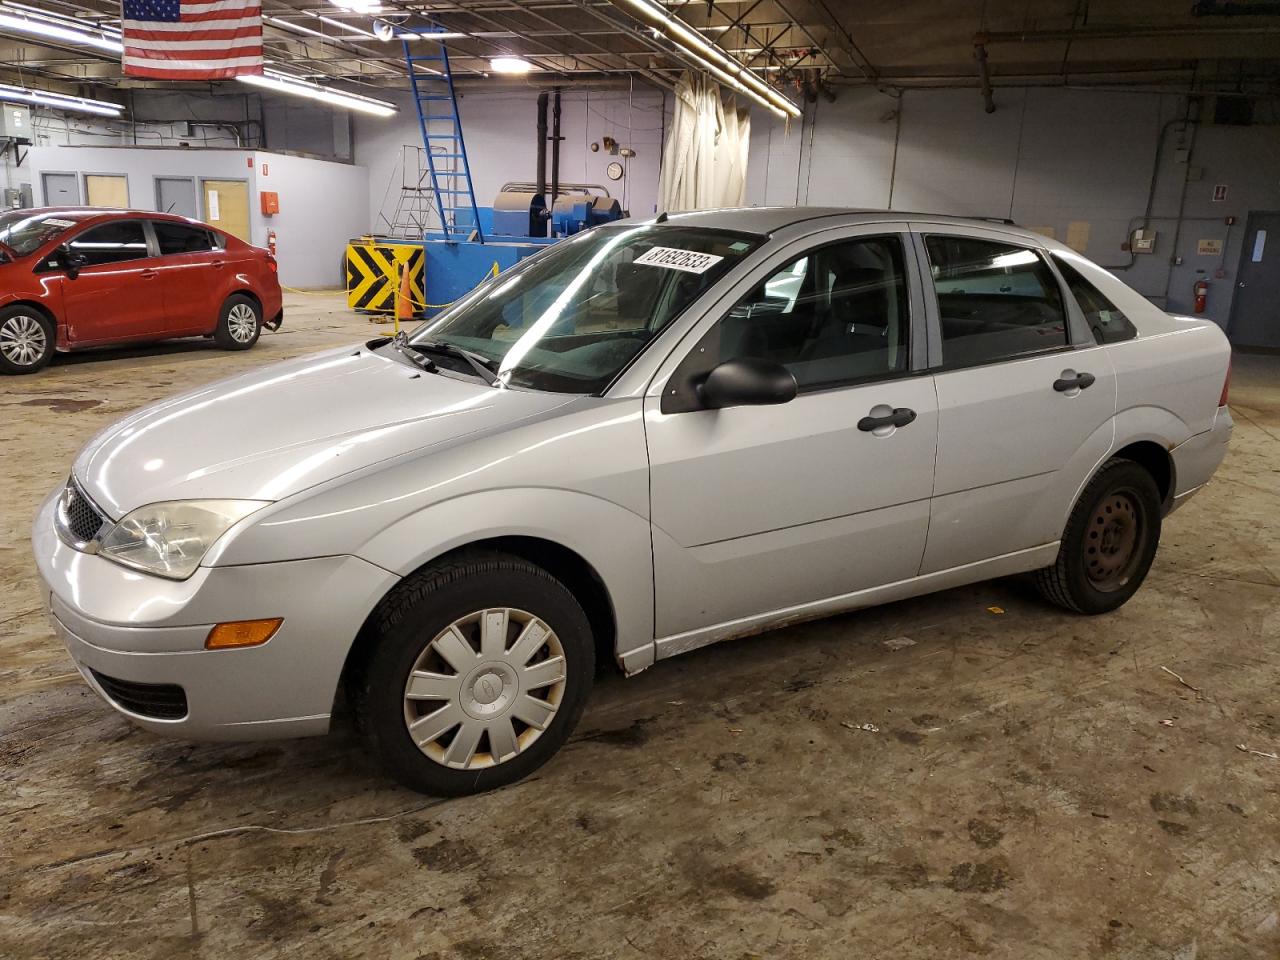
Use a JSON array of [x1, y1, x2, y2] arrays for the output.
[[356, 487, 655, 672]]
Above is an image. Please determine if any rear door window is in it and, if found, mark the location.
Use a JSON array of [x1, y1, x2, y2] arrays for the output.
[[69, 221, 150, 267], [925, 235, 1068, 367], [1052, 255, 1138, 344], [153, 221, 215, 256]]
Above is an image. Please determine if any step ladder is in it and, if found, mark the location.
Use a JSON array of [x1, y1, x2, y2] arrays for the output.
[[384, 145, 435, 238], [402, 32, 484, 243]]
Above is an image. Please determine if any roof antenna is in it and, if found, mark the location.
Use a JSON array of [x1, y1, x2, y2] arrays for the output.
[[655, 211, 668, 223]]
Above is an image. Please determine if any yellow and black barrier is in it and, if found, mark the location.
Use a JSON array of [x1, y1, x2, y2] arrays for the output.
[[345, 237, 424, 314]]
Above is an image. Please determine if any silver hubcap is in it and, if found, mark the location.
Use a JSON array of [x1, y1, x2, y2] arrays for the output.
[[227, 303, 258, 343], [0, 315, 47, 366], [403, 608, 567, 770]]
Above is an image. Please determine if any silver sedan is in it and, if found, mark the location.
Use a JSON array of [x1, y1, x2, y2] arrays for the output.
[[33, 208, 1232, 795]]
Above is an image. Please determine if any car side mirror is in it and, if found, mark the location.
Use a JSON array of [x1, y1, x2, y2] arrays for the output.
[[57, 244, 87, 278], [697, 358, 797, 410]]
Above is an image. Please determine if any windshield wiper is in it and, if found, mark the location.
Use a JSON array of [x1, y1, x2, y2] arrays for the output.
[[391, 331, 438, 374], [413, 338, 500, 387]]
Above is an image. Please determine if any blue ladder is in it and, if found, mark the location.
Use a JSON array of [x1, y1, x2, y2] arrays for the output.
[[402, 32, 484, 243]]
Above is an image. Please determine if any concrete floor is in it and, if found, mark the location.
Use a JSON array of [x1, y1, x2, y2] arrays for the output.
[[1, 292, 1277, 959]]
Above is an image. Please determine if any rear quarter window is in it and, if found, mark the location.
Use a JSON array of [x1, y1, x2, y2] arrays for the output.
[[1052, 255, 1138, 344]]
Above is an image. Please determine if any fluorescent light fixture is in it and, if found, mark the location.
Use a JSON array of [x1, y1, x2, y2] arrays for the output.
[[609, 0, 800, 118], [326, 0, 381, 14], [238, 70, 397, 117], [489, 56, 533, 74], [264, 16, 339, 41], [315, 14, 374, 37], [399, 30, 466, 39], [0, 81, 123, 117], [0, 11, 123, 52]]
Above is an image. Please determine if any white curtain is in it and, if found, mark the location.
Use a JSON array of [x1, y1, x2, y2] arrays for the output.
[[658, 73, 752, 212]]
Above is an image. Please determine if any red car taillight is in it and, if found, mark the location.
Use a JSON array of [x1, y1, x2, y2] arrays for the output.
[[1219, 358, 1231, 407], [266, 254, 278, 274]]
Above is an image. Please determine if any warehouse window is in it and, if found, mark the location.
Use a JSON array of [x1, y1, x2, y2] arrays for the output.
[[154, 221, 215, 256], [926, 235, 1068, 367], [68, 221, 149, 267], [715, 235, 910, 390], [1052, 255, 1138, 344]]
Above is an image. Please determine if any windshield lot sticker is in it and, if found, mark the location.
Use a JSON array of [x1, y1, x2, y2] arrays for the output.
[[42, 218, 76, 228], [635, 246, 724, 274]]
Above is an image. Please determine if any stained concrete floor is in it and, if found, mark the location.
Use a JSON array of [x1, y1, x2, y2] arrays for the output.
[[1, 292, 1277, 959]]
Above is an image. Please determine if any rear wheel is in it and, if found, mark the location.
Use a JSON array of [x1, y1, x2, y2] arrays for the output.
[[352, 550, 595, 796], [1035, 458, 1162, 614], [0, 307, 54, 375], [214, 295, 261, 350]]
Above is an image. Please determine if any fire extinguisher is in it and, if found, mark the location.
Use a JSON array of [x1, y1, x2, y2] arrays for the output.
[[267, 229, 277, 258], [1193, 279, 1209, 314]]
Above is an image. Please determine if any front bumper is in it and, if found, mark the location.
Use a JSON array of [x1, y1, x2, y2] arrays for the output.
[[1167, 405, 1233, 515], [33, 490, 398, 741]]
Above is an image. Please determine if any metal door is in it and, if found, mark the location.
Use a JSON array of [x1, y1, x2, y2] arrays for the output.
[[155, 177, 198, 218], [1227, 212, 1280, 348], [41, 172, 79, 206]]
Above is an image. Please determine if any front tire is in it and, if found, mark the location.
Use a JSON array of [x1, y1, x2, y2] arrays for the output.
[[214, 295, 261, 350], [1035, 458, 1162, 614], [0, 307, 54, 375], [352, 551, 595, 796]]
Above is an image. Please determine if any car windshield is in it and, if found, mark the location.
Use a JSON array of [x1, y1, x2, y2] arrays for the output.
[[409, 224, 762, 393], [0, 211, 79, 258]]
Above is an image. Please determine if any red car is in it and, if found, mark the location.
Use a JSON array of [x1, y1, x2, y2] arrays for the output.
[[0, 207, 282, 375]]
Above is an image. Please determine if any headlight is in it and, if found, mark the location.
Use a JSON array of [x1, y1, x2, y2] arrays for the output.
[[98, 500, 269, 580]]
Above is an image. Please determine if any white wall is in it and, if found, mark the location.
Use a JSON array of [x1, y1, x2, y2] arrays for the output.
[[354, 86, 668, 234], [747, 86, 1280, 328], [22, 145, 368, 287]]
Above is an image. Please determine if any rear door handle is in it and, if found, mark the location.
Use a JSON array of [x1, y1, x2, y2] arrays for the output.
[[211, 260, 226, 269], [858, 407, 917, 432], [1053, 371, 1096, 392]]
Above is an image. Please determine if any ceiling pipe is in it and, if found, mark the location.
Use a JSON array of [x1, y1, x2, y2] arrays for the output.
[[974, 40, 995, 113]]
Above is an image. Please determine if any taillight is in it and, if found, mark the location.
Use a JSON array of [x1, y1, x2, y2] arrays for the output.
[[1219, 358, 1231, 407], [266, 254, 277, 273]]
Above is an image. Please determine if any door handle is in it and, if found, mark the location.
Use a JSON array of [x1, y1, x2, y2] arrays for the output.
[[139, 269, 158, 279], [1053, 371, 1096, 392], [211, 260, 226, 269], [858, 407, 916, 432]]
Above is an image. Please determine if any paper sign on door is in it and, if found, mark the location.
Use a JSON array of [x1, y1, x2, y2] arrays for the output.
[[208, 190, 221, 221]]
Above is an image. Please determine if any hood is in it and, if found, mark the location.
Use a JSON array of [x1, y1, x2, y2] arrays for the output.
[[74, 346, 575, 517]]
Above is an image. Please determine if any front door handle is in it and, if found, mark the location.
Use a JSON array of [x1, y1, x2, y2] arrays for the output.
[[858, 406, 916, 432], [139, 269, 158, 279], [1053, 371, 1096, 392]]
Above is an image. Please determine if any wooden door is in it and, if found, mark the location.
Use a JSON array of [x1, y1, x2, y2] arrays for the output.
[[84, 174, 128, 207], [202, 179, 251, 242]]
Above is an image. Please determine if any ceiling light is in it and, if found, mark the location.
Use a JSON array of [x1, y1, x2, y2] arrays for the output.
[[0, 81, 123, 117], [315, 14, 374, 38], [0, 11, 122, 53], [609, 0, 800, 118], [326, 0, 381, 14], [489, 56, 533, 74], [238, 70, 397, 117], [399, 30, 466, 40]]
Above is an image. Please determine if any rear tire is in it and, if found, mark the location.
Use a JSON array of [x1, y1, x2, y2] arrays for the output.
[[352, 550, 595, 796], [0, 307, 54, 375], [214, 294, 261, 350], [1035, 458, 1162, 614]]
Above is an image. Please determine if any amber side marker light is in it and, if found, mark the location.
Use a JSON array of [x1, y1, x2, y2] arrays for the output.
[[206, 618, 283, 650]]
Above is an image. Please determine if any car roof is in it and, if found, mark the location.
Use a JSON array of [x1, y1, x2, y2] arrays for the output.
[[639, 206, 1050, 245], [19, 207, 206, 226]]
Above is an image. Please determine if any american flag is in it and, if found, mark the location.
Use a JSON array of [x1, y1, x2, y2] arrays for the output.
[[122, 0, 263, 80]]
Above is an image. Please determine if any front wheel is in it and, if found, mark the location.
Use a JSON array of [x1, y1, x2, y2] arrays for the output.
[[1035, 458, 1162, 614], [0, 307, 54, 375], [352, 551, 595, 795], [214, 294, 261, 350]]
